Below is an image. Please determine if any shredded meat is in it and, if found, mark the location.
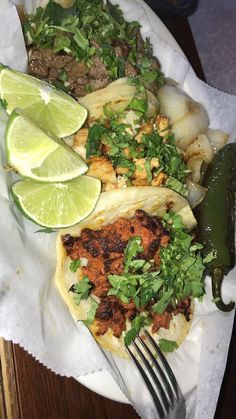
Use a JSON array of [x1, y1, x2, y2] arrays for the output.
[[95, 296, 137, 337], [151, 311, 172, 333], [112, 39, 130, 58], [173, 298, 191, 321], [62, 210, 170, 337]]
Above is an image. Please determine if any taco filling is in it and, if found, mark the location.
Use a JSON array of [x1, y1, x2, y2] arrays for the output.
[[60, 203, 206, 350], [73, 80, 189, 198], [22, 0, 164, 98]]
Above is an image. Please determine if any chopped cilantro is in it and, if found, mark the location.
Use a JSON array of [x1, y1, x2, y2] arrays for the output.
[[165, 177, 188, 197], [34, 227, 57, 234], [73, 28, 89, 50], [152, 289, 174, 314], [124, 315, 151, 346], [158, 338, 178, 353], [203, 250, 217, 264], [127, 84, 148, 114], [70, 258, 81, 272], [84, 297, 99, 325], [0, 63, 7, 71], [145, 158, 152, 182], [53, 35, 71, 53], [124, 236, 144, 272], [58, 69, 68, 82], [163, 212, 185, 231], [23, 0, 164, 91], [106, 0, 125, 25], [0, 98, 8, 110], [71, 276, 92, 305], [86, 124, 107, 158]]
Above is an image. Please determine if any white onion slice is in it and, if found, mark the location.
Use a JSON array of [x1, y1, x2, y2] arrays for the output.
[[185, 134, 214, 163], [157, 84, 190, 123], [207, 128, 229, 153], [173, 106, 210, 151], [186, 179, 207, 208], [186, 156, 204, 183]]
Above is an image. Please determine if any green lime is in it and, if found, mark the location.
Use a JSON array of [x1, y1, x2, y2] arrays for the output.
[[12, 176, 101, 228], [6, 110, 88, 182], [0, 67, 87, 137]]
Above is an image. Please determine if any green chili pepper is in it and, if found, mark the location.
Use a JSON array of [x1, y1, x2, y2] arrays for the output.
[[195, 143, 236, 312]]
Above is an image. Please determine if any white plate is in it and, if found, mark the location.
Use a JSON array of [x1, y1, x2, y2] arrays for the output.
[[77, 0, 185, 404]]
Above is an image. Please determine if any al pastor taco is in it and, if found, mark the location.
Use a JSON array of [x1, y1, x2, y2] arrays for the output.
[[55, 187, 206, 358]]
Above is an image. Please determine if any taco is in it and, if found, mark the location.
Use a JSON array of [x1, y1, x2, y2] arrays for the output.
[[55, 186, 205, 358]]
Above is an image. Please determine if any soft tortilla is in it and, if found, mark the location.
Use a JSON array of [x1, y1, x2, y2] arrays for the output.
[[55, 187, 196, 357]]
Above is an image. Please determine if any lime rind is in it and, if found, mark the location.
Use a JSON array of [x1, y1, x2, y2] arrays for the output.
[[12, 176, 101, 228], [5, 111, 88, 182], [1, 68, 101, 228], [0, 68, 88, 137]]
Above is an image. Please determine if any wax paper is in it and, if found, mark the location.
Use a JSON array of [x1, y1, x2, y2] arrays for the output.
[[0, 1, 235, 418]]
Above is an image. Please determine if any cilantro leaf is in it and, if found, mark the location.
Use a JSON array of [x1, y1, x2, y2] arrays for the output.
[[53, 35, 71, 53], [84, 297, 99, 325], [165, 177, 188, 197], [34, 227, 57, 234], [71, 276, 92, 305], [124, 236, 144, 272], [152, 289, 174, 314], [0, 98, 8, 110], [124, 315, 151, 346], [203, 250, 217, 264], [159, 339, 178, 353], [163, 212, 185, 231], [86, 124, 107, 158], [73, 28, 89, 50], [127, 84, 148, 114], [70, 258, 81, 272], [106, 0, 125, 24]]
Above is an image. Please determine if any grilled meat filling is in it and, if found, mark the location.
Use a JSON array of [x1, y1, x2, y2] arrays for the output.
[[62, 209, 190, 337]]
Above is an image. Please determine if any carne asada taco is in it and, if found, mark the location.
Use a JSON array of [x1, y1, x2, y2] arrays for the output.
[[55, 187, 206, 358]]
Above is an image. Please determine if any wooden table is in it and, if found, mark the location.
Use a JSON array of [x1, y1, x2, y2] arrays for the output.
[[0, 9, 235, 419]]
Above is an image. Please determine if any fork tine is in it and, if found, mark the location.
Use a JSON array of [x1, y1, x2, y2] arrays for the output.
[[126, 345, 166, 419], [133, 339, 170, 414], [137, 336, 175, 409], [144, 330, 179, 400]]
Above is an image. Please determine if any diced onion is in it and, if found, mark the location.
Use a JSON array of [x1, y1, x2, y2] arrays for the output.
[[80, 258, 88, 267]]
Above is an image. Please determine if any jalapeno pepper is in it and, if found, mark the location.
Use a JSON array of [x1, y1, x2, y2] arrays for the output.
[[195, 143, 236, 312]]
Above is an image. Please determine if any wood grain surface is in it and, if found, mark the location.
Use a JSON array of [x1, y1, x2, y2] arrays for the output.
[[0, 10, 235, 419], [0, 340, 20, 419]]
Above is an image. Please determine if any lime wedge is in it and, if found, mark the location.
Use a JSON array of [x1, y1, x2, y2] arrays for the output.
[[6, 110, 88, 182], [12, 176, 101, 228], [0, 67, 87, 137]]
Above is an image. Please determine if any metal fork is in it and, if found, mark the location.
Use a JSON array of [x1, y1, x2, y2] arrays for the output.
[[126, 330, 186, 419]]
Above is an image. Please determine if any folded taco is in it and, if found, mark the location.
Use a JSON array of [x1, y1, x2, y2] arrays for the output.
[[55, 187, 205, 357]]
